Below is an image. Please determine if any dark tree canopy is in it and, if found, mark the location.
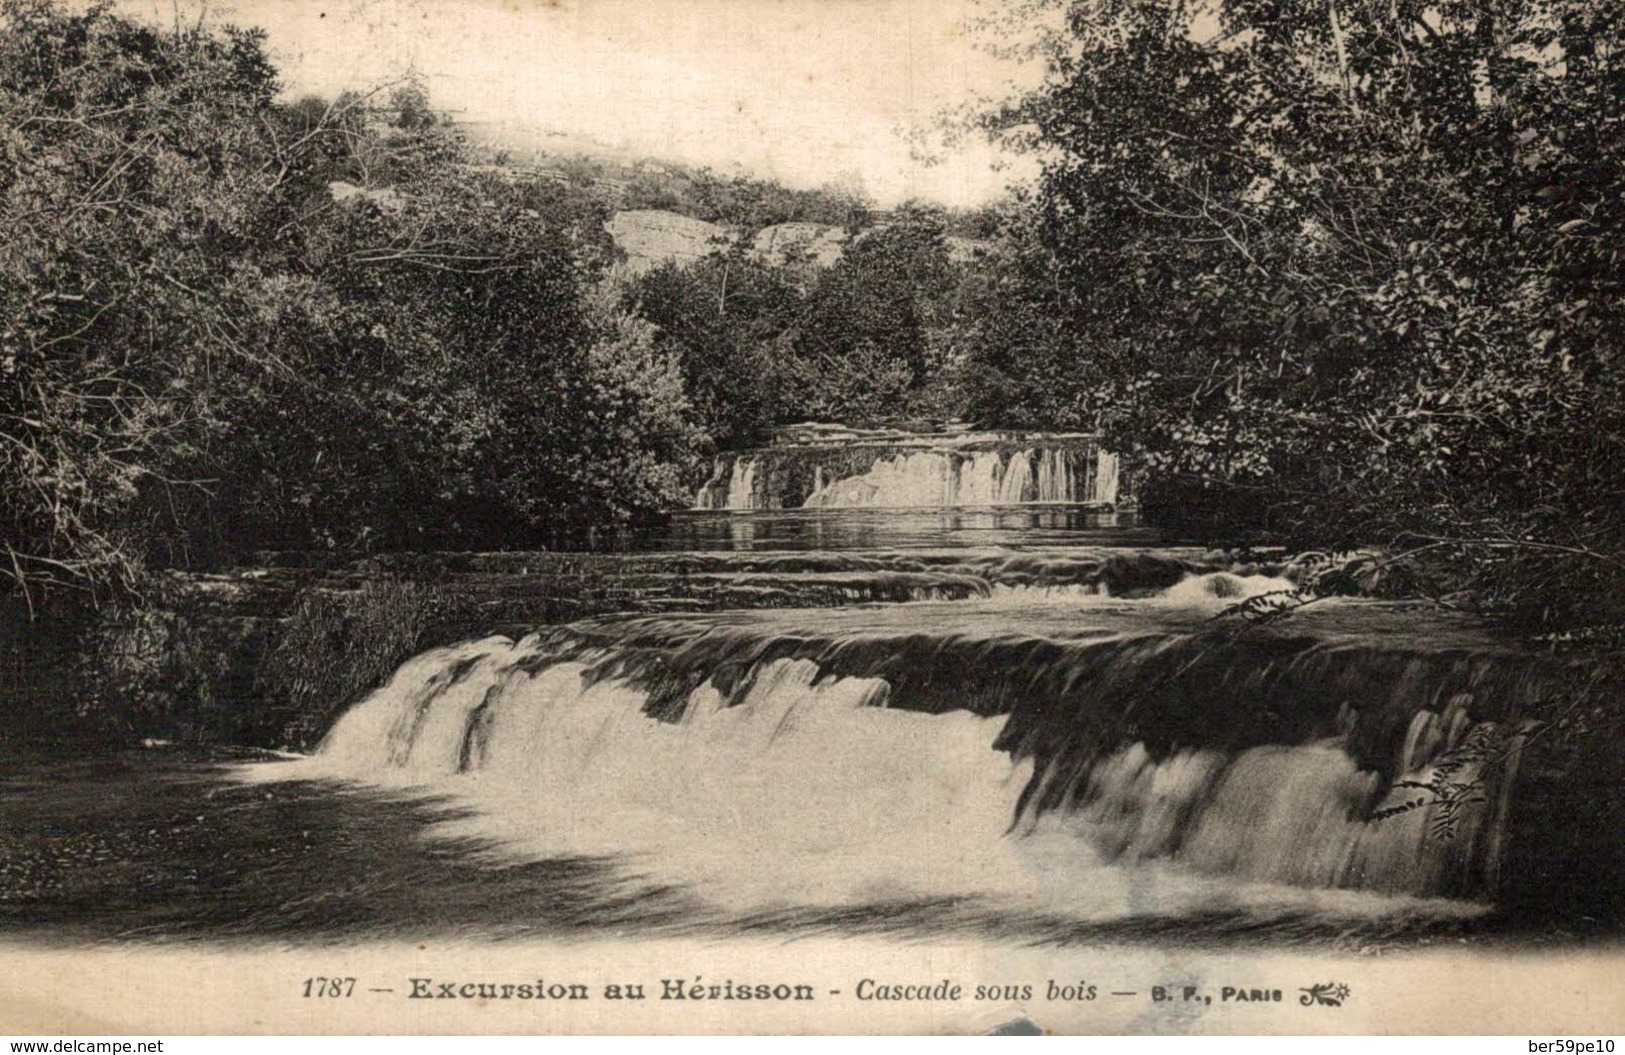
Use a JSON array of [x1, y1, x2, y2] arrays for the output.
[[956, 0, 1625, 623], [1, 0, 697, 596], [628, 204, 968, 442], [9, 0, 1622, 630]]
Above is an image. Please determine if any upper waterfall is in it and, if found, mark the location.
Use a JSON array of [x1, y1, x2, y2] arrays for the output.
[[692, 426, 1125, 511]]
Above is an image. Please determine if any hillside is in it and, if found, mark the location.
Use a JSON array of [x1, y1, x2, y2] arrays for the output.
[[604, 209, 991, 274], [472, 143, 996, 273]]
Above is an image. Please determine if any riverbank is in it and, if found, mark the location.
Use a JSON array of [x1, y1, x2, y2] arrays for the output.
[[1, 538, 1239, 750]]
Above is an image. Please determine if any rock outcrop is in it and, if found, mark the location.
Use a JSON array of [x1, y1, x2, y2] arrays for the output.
[[751, 222, 850, 268], [606, 209, 734, 274]]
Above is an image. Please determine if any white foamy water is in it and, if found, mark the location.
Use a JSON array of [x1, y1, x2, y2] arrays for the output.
[[979, 571, 1297, 607], [693, 437, 1123, 512], [804, 449, 1119, 509], [250, 625, 1499, 932], [1157, 571, 1299, 606]]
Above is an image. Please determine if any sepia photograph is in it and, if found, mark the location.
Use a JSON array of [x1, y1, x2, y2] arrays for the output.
[[1, 0, 1622, 1037]]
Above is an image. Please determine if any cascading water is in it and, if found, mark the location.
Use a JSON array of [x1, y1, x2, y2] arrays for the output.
[[694, 456, 765, 510], [280, 580, 1550, 931], [691, 433, 1124, 511], [1095, 451, 1120, 507], [798, 448, 1115, 508]]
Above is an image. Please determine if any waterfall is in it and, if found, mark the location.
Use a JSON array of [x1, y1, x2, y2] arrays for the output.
[[1092, 451, 1120, 505], [296, 597, 1549, 919], [691, 433, 1125, 511], [800, 447, 1109, 509], [312, 645, 1034, 912], [1043, 726, 1519, 895], [692, 458, 727, 510], [695, 455, 768, 510], [957, 451, 1001, 503], [1035, 449, 1073, 503]]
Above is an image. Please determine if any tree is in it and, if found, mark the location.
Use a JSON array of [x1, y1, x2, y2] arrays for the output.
[[940, 229, 1105, 429], [1, 0, 290, 596], [2, 0, 704, 599], [969, 0, 1625, 624], [792, 203, 959, 422], [630, 252, 801, 447], [629, 204, 967, 437], [570, 286, 703, 526]]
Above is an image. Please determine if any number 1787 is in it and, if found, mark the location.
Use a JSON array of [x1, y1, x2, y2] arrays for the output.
[[302, 977, 356, 998]]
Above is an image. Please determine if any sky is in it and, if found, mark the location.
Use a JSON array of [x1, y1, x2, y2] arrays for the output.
[[133, 0, 1043, 207]]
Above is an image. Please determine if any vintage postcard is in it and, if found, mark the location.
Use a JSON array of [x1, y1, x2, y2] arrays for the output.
[[2, 0, 1622, 1037]]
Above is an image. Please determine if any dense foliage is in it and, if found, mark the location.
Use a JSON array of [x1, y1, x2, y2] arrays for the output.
[[1, 0, 698, 598], [621, 164, 872, 234], [524, 149, 1008, 239], [628, 204, 966, 444], [9, 0, 1620, 634], [962, 0, 1625, 626]]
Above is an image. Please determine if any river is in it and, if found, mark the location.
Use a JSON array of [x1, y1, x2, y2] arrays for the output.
[[0, 436, 1593, 950]]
